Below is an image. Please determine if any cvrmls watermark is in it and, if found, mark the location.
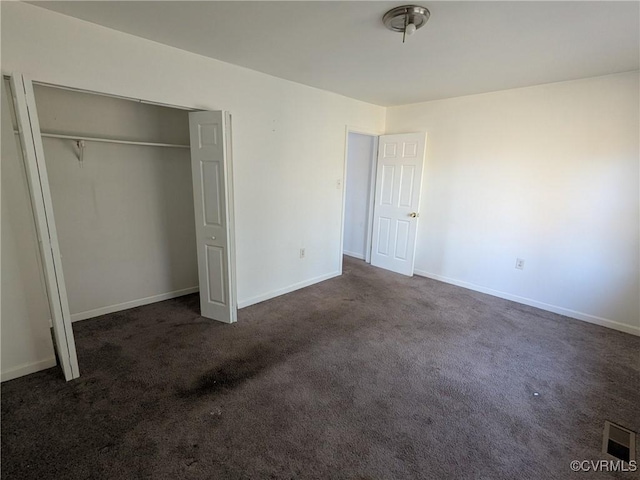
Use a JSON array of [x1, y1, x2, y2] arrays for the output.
[[570, 460, 637, 472]]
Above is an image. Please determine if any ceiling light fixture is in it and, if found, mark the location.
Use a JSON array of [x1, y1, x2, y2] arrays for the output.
[[383, 5, 430, 43]]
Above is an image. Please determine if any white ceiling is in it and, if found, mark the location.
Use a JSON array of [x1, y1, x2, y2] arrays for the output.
[[30, 1, 640, 106]]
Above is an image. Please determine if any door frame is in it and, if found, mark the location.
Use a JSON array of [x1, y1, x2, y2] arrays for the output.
[[339, 126, 382, 274], [5, 72, 238, 380]]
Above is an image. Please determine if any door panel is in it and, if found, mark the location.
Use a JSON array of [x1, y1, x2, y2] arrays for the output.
[[189, 111, 237, 323], [205, 244, 225, 304], [370, 132, 426, 276], [398, 166, 415, 207], [10, 74, 80, 381], [395, 220, 411, 259], [380, 165, 395, 205], [377, 217, 391, 255], [383, 142, 397, 157], [202, 162, 223, 225]]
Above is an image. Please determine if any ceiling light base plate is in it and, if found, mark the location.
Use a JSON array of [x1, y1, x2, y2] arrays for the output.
[[383, 5, 430, 33]]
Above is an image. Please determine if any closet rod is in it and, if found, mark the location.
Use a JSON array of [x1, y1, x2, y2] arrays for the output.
[[13, 130, 190, 149]]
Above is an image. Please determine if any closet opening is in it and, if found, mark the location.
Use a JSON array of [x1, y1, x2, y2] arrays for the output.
[[33, 83, 199, 323], [5, 74, 237, 381]]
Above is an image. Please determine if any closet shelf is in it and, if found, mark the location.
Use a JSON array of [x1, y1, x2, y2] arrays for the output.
[[14, 130, 190, 149]]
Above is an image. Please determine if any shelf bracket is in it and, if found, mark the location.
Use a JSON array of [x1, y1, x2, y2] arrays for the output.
[[76, 140, 85, 167]]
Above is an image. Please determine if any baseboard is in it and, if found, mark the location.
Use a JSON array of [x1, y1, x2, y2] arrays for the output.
[[414, 270, 640, 337], [1, 357, 57, 382], [238, 271, 341, 309], [343, 250, 366, 260], [71, 287, 199, 322]]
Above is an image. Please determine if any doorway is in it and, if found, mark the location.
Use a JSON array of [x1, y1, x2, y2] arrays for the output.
[[341, 128, 427, 277], [342, 130, 378, 264]]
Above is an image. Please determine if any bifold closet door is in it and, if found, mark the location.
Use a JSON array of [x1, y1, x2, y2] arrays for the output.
[[189, 111, 237, 323], [9, 74, 79, 380]]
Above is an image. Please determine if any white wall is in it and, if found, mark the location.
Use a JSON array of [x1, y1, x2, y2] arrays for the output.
[[3, 3, 634, 384], [386, 72, 640, 334], [1, 81, 56, 381], [0, 3, 385, 377], [343, 132, 375, 259], [34, 85, 198, 321]]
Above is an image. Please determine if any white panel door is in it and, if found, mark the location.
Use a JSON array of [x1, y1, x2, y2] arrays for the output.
[[10, 74, 80, 380], [371, 132, 426, 276], [189, 111, 237, 323]]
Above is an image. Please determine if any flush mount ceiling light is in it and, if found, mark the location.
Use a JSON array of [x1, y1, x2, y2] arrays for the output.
[[383, 5, 430, 43]]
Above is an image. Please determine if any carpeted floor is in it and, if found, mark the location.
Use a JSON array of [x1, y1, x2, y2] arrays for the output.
[[2, 257, 639, 479]]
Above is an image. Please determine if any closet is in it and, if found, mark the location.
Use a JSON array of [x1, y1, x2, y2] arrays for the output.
[[35, 85, 199, 322], [3, 74, 237, 381], [34, 84, 198, 321]]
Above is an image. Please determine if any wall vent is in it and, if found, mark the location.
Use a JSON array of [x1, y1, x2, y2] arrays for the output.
[[602, 421, 636, 463]]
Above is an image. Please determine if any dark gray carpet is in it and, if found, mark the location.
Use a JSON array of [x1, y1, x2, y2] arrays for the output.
[[2, 257, 639, 479]]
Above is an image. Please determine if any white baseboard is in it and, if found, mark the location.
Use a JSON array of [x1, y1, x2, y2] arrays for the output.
[[1, 357, 57, 382], [238, 271, 341, 309], [414, 270, 640, 337], [343, 250, 365, 260], [71, 287, 199, 322]]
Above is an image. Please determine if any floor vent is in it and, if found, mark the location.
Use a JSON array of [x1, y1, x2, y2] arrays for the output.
[[602, 421, 636, 463]]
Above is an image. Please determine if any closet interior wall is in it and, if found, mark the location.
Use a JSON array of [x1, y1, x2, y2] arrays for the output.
[[33, 85, 198, 321]]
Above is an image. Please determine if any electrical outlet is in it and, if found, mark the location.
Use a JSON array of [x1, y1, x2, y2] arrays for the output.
[[300, 248, 306, 259], [515, 258, 525, 270]]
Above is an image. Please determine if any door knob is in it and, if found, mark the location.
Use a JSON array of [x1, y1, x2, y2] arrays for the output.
[[409, 212, 419, 218]]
